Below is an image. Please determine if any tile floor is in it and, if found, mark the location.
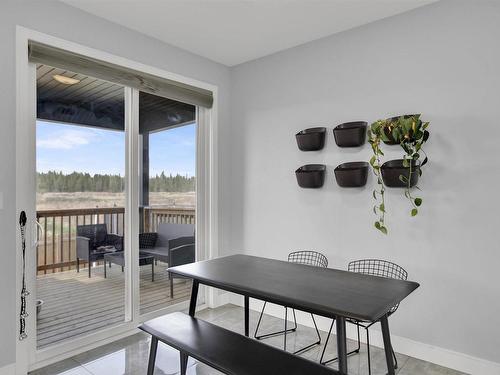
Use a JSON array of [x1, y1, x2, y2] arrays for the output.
[[30, 304, 467, 375]]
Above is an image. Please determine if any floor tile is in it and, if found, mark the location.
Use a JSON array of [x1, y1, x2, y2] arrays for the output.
[[29, 359, 91, 375], [398, 357, 468, 375], [33, 304, 466, 375], [79, 340, 196, 375]]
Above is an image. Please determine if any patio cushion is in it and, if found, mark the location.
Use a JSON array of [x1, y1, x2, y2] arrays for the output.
[[156, 223, 195, 247]]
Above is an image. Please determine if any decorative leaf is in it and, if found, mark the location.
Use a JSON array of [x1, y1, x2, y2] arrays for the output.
[[373, 206, 378, 215], [379, 203, 385, 213], [374, 221, 381, 229], [399, 175, 408, 183], [402, 159, 409, 168], [380, 226, 388, 235], [423, 130, 430, 142], [411, 208, 418, 216], [370, 156, 376, 166], [372, 190, 377, 199], [421, 157, 428, 166], [414, 198, 422, 206]]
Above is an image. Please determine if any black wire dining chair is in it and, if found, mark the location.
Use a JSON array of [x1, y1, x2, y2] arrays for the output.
[[320, 259, 408, 374], [254, 251, 329, 354]]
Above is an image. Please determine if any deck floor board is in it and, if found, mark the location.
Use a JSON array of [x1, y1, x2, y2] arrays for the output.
[[36, 262, 190, 349]]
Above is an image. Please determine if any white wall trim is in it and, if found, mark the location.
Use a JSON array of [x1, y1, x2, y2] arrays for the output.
[[224, 294, 500, 375], [0, 364, 16, 375]]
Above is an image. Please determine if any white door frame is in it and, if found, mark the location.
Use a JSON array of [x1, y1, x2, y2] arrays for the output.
[[15, 26, 219, 374]]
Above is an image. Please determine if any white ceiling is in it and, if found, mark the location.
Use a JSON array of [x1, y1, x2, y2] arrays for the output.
[[61, 0, 437, 67]]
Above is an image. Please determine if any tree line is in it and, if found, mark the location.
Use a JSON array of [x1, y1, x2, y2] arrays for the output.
[[37, 171, 195, 193]]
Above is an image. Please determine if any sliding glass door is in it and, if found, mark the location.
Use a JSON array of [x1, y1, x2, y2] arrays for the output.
[[33, 68, 202, 349], [19, 36, 214, 368]]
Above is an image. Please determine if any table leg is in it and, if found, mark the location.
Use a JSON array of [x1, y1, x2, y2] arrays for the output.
[[188, 280, 199, 317], [380, 314, 395, 375], [244, 295, 249, 337], [284, 307, 288, 351], [147, 336, 158, 375], [180, 351, 188, 375], [336, 316, 348, 374]]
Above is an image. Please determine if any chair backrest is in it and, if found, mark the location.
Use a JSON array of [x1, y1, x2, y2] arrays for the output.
[[77, 224, 108, 247], [288, 251, 328, 268], [168, 236, 195, 250], [156, 223, 195, 247], [348, 259, 408, 314], [139, 232, 158, 249]]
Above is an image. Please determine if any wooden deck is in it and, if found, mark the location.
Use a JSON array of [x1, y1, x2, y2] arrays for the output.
[[36, 262, 191, 349]]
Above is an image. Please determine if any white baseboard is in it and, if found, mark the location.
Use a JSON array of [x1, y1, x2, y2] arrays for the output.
[[0, 363, 16, 375], [222, 293, 500, 375]]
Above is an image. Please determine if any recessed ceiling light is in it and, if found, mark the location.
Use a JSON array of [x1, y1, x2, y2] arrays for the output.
[[53, 75, 80, 85]]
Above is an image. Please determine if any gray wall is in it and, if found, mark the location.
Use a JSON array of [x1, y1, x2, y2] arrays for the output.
[[229, 0, 500, 363], [0, 0, 231, 368]]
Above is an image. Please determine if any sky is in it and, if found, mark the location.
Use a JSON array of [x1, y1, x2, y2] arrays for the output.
[[36, 121, 196, 177]]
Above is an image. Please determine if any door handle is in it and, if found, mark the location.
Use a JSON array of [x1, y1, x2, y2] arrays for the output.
[[34, 219, 43, 246]]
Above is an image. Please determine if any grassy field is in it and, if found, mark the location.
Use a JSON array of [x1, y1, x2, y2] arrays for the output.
[[37, 191, 196, 210]]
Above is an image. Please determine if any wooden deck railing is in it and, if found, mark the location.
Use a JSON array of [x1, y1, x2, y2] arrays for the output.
[[36, 206, 195, 275], [143, 207, 196, 232]]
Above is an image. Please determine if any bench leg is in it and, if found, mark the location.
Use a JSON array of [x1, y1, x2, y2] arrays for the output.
[[104, 262, 107, 278], [88, 262, 91, 278], [180, 352, 188, 375], [152, 262, 155, 282], [76, 258, 80, 272], [147, 337, 158, 375], [244, 295, 249, 337], [170, 278, 174, 298]]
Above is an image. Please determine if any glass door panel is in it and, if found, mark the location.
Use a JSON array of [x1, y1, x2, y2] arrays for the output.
[[35, 64, 127, 348], [137, 92, 197, 315]]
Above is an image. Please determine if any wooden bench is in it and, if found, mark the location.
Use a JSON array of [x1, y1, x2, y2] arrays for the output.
[[139, 312, 340, 375]]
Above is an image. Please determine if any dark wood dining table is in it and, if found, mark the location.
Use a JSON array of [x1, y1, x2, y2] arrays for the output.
[[168, 254, 419, 375]]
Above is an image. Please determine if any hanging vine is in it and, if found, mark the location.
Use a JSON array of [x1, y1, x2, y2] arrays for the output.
[[368, 115, 430, 234]]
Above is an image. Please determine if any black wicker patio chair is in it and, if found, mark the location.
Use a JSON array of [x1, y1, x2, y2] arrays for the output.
[[76, 224, 123, 278]]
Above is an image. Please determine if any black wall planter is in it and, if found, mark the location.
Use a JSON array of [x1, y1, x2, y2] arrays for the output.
[[334, 162, 369, 187], [295, 164, 326, 188], [295, 127, 326, 151], [381, 159, 420, 188], [333, 121, 367, 147]]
